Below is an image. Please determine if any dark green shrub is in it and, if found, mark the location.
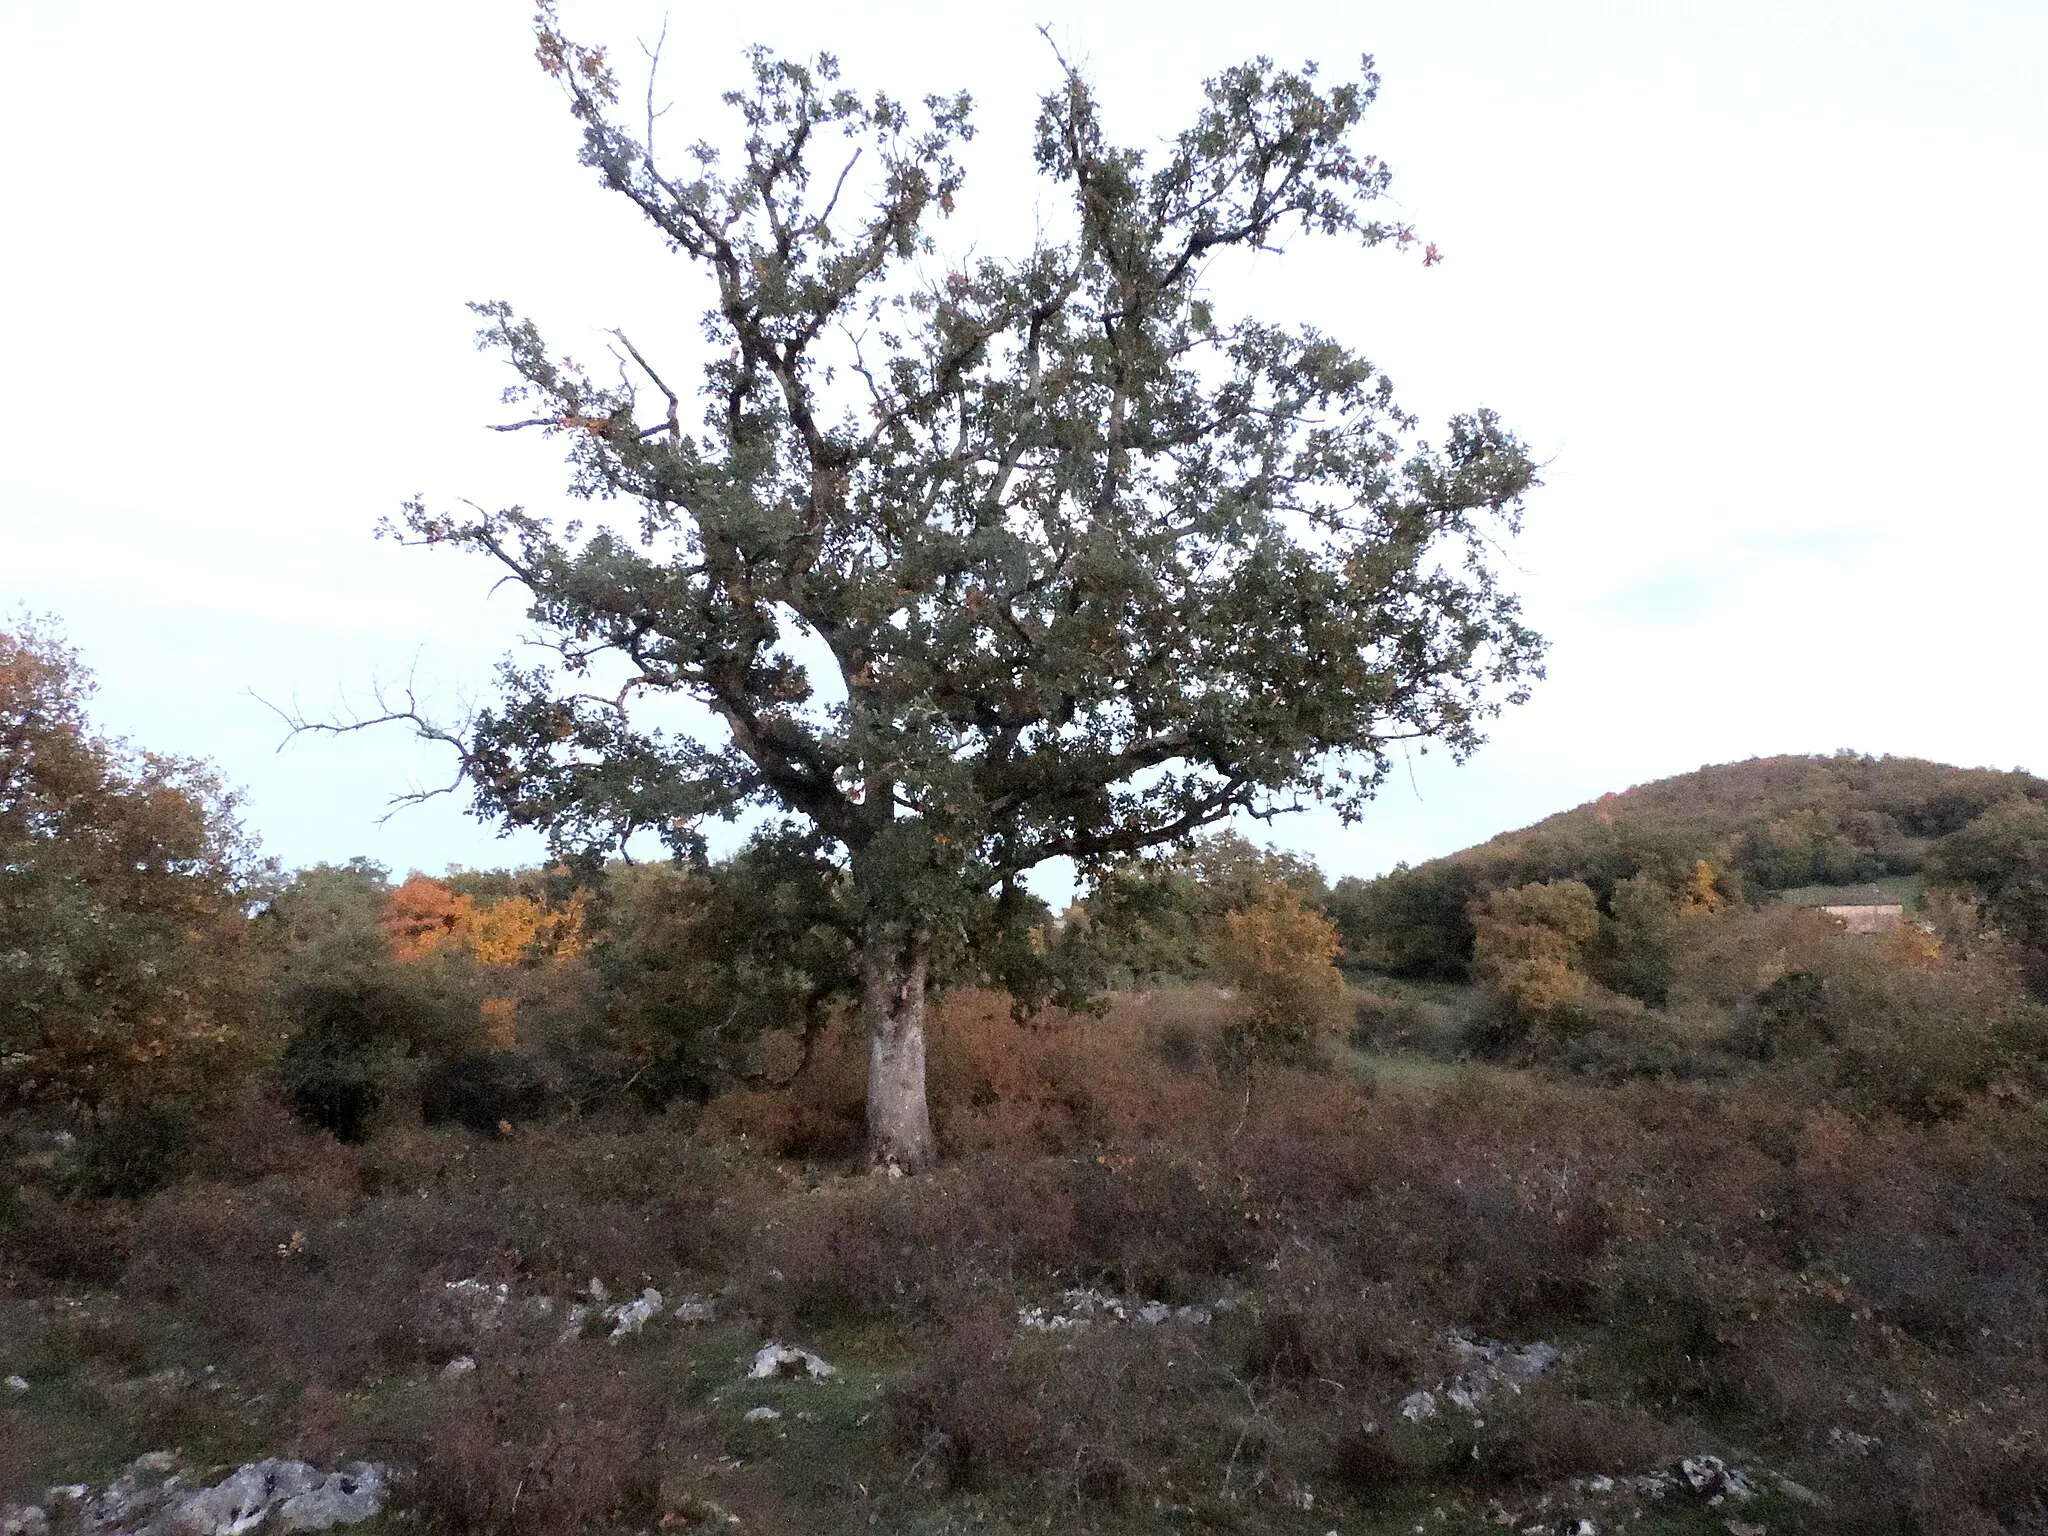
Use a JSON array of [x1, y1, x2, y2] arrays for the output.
[[420, 1051, 549, 1135], [263, 861, 486, 1137], [1330, 1427, 1426, 1493], [72, 1102, 195, 1198], [1732, 969, 1833, 1059], [279, 1033, 386, 1143]]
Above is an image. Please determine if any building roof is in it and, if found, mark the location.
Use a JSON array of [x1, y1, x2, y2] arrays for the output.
[[1797, 883, 1902, 910]]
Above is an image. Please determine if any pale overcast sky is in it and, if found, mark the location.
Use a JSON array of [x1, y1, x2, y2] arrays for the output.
[[4, 0, 2044, 887]]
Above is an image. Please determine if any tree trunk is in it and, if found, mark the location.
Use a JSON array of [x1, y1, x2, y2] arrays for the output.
[[860, 921, 937, 1173]]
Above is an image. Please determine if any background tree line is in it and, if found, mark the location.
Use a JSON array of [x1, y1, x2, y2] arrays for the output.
[[15, 619, 2048, 1193], [5, 622, 1361, 1187]]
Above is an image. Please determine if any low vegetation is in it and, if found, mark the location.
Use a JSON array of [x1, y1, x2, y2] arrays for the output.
[[11, 626, 2048, 1534]]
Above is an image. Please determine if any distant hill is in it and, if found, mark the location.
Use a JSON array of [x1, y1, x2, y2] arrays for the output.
[[1332, 753, 2048, 979]]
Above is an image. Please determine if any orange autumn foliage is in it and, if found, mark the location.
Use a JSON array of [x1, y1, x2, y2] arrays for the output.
[[381, 874, 588, 967], [383, 875, 469, 961]]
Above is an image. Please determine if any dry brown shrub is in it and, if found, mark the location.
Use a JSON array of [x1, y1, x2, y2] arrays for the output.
[[1474, 1391, 1678, 1484], [747, 1155, 1082, 1329], [698, 1012, 865, 1160], [700, 986, 1238, 1166], [890, 1308, 1265, 1510], [182, 1088, 365, 1193], [1224, 1070, 1380, 1214], [4, 1189, 135, 1287], [927, 989, 1211, 1157], [408, 1350, 663, 1536], [1069, 1148, 1259, 1301], [887, 1310, 1044, 1490]]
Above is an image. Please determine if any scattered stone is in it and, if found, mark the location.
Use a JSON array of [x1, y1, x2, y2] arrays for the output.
[[439, 1277, 511, 1335], [165, 1457, 324, 1534], [49, 1452, 392, 1536], [1394, 1333, 1563, 1421], [743, 1405, 782, 1423], [606, 1287, 664, 1342], [1828, 1426, 1881, 1454], [664, 1493, 744, 1527], [556, 1303, 592, 1345], [440, 1356, 477, 1380], [76, 1453, 183, 1532], [748, 1342, 836, 1381], [1445, 1335, 1563, 1409], [1017, 1288, 1221, 1334], [673, 1295, 717, 1325], [1016, 1304, 1090, 1333], [271, 1463, 389, 1531], [1677, 1455, 1757, 1504], [587, 1277, 610, 1305], [1725, 1522, 1768, 1536], [4, 1374, 27, 1392], [2, 1506, 49, 1536]]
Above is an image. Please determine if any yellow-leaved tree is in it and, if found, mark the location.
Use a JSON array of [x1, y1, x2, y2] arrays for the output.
[[1210, 884, 1346, 1056], [1469, 879, 1602, 1024]]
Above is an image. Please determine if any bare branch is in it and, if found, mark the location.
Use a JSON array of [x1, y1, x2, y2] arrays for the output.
[[609, 329, 682, 439], [261, 674, 478, 822]]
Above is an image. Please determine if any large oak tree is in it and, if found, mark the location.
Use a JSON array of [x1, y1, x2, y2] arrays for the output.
[[382, 12, 1544, 1169]]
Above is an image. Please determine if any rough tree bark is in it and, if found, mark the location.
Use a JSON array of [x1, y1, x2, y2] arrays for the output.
[[860, 922, 936, 1173]]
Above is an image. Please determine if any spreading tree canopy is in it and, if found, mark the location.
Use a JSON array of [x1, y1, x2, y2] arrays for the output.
[[1, 622, 266, 1117], [374, 11, 1545, 1168]]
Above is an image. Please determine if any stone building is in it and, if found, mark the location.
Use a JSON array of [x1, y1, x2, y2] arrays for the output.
[[1796, 883, 1906, 934]]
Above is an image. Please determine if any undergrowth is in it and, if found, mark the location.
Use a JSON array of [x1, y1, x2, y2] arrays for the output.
[[6, 985, 2048, 1534]]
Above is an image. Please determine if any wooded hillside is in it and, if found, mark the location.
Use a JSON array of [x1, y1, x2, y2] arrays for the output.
[[1330, 753, 2048, 981]]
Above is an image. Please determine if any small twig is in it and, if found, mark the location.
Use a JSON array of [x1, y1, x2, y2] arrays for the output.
[[902, 1431, 947, 1487]]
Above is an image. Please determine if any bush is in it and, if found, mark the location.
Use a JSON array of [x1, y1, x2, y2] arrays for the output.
[[264, 861, 487, 1137], [888, 1312, 1043, 1490], [3, 1187, 133, 1284], [594, 844, 856, 1106], [408, 1353, 663, 1536], [71, 1102, 195, 1198], [1075, 833, 1330, 985], [1330, 1427, 1427, 1493], [278, 1033, 387, 1143], [1, 621, 268, 1117], [420, 1051, 550, 1135], [1211, 885, 1345, 1056], [1469, 879, 1602, 1029], [1591, 871, 1682, 1005]]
